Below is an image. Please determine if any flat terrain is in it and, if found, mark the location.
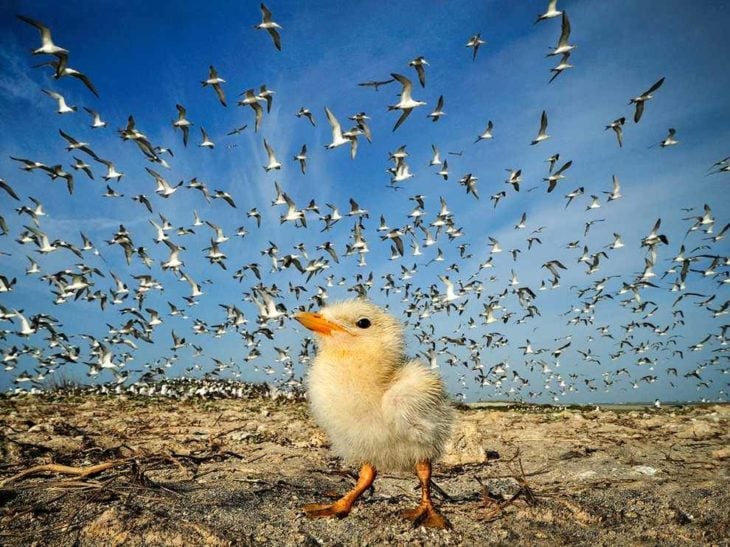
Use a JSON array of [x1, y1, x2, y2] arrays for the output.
[[0, 394, 728, 546]]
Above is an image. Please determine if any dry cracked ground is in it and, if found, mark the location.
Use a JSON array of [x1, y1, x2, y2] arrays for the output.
[[0, 394, 728, 546]]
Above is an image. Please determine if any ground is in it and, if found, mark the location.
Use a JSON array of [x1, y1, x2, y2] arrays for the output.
[[0, 394, 728, 546]]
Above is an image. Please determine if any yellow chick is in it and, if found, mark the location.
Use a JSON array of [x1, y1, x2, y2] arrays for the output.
[[295, 299, 454, 529]]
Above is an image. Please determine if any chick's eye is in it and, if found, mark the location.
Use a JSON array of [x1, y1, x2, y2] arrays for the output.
[[356, 317, 371, 329]]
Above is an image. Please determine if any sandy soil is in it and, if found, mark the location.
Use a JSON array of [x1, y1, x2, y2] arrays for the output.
[[0, 394, 728, 546]]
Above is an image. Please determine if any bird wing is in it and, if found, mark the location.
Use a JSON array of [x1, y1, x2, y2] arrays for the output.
[[264, 139, 274, 160], [391, 73, 413, 102], [392, 108, 412, 132], [213, 83, 227, 106], [644, 77, 665, 97], [381, 361, 452, 449], [539, 110, 548, 135], [69, 69, 99, 97], [555, 160, 572, 176], [415, 63, 426, 87], [267, 27, 282, 50], [633, 100, 645, 123], [324, 107, 343, 140], [251, 102, 263, 132], [558, 12, 571, 46], [260, 3, 273, 22]]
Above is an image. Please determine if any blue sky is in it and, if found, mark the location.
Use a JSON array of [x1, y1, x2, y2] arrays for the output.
[[0, 0, 728, 403]]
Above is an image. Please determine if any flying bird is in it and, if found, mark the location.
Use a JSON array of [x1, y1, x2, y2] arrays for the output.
[[547, 12, 575, 57], [201, 65, 227, 106], [466, 34, 486, 61], [629, 77, 665, 123], [531, 110, 550, 145], [427, 95, 445, 122], [605, 117, 626, 148], [42, 89, 76, 114], [255, 3, 282, 50], [549, 52, 573, 83], [388, 73, 427, 132], [357, 78, 395, 91], [409, 56, 428, 87], [535, 0, 562, 24], [658, 128, 679, 148], [263, 139, 281, 171], [544, 160, 572, 192], [238, 89, 264, 132], [475, 120, 494, 143], [172, 104, 192, 146], [16, 14, 69, 58], [293, 144, 308, 174]]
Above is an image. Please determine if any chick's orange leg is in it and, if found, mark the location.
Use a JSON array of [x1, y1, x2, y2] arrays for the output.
[[402, 460, 451, 529], [303, 463, 376, 518]]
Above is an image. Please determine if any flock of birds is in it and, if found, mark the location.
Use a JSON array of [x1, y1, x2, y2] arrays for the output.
[[0, 2, 728, 403]]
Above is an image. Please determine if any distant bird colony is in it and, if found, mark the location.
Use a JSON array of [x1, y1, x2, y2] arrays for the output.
[[0, 2, 728, 403]]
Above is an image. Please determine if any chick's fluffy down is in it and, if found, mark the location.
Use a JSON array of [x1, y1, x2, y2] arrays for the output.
[[309, 359, 453, 472]]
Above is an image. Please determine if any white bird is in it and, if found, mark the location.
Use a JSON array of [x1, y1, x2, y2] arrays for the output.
[[659, 128, 679, 148], [535, 0, 562, 24], [263, 139, 282, 171], [409, 56, 429, 87], [605, 117, 626, 148], [83, 107, 107, 128], [427, 95, 445, 122], [531, 110, 550, 145], [12, 309, 36, 337], [475, 120, 494, 143], [544, 160, 572, 192], [173, 104, 193, 146], [630, 77, 665, 123], [547, 12, 575, 56], [429, 145, 442, 166], [297, 107, 316, 126], [96, 158, 124, 182], [604, 175, 622, 201], [549, 52, 573, 83], [16, 15, 69, 58], [255, 3, 282, 51], [466, 34, 486, 61], [238, 89, 264, 132], [388, 73, 427, 132], [42, 89, 76, 114], [201, 65, 227, 106], [324, 107, 350, 150], [199, 127, 215, 148], [294, 144, 308, 174]]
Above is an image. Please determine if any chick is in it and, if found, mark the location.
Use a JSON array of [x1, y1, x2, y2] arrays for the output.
[[295, 299, 454, 528]]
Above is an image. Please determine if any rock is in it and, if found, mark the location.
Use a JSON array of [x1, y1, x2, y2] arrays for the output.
[[576, 470, 597, 480], [711, 447, 729, 460], [632, 465, 658, 476], [441, 420, 486, 465], [676, 421, 718, 440]]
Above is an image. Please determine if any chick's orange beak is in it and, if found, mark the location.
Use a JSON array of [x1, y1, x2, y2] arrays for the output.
[[295, 312, 349, 336]]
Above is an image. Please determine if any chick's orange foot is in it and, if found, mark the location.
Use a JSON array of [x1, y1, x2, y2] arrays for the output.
[[302, 501, 352, 519], [402, 503, 452, 529]]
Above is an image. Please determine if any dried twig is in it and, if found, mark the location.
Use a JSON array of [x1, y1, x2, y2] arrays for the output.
[[477, 457, 540, 522], [1, 459, 130, 487]]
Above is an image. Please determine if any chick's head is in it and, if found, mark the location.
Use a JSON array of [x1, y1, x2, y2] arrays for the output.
[[295, 299, 405, 367]]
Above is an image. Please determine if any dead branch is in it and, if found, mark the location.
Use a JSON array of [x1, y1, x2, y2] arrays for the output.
[[1, 459, 130, 487]]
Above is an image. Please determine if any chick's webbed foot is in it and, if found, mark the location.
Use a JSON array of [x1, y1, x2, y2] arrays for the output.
[[403, 503, 451, 529], [303, 500, 351, 519], [303, 463, 376, 520]]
